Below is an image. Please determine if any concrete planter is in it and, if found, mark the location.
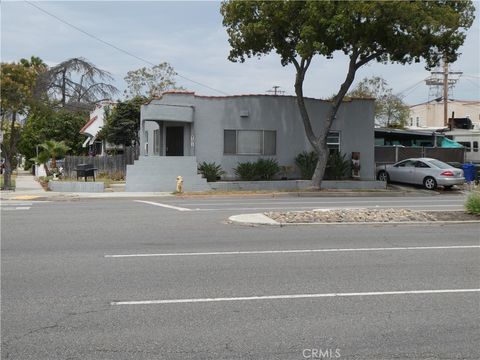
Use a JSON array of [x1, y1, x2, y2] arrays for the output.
[[48, 181, 105, 192], [209, 180, 386, 191]]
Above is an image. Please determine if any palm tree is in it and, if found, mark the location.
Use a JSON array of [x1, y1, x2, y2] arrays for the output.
[[38, 140, 70, 175]]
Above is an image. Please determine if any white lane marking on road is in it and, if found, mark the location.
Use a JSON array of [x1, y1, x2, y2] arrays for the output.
[[111, 288, 480, 305], [105, 245, 480, 258], [2, 207, 31, 211], [134, 200, 192, 212]]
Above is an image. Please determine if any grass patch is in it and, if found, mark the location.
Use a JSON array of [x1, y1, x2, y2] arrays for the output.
[[465, 191, 480, 215]]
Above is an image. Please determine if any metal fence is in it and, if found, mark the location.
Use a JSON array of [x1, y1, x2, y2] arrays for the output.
[[63, 147, 138, 178], [375, 146, 465, 165]]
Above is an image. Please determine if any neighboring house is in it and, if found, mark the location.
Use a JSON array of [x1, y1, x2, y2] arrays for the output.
[[407, 99, 480, 130], [80, 100, 117, 155], [444, 128, 480, 163], [126, 91, 375, 192]]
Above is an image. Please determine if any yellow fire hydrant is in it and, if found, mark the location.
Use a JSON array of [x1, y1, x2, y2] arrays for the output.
[[176, 176, 184, 193]]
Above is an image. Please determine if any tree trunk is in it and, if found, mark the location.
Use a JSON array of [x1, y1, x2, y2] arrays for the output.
[[1, 112, 19, 190], [311, 142, 329, 187], [2, 152, 12, 190], [293, 60, 328, 189]]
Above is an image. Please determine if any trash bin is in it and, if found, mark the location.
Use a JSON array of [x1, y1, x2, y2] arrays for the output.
[[462, 163, 475, 182]]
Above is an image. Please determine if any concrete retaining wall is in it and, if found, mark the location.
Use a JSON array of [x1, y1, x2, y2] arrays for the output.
[[209, 180, 386, 191], [48, 181, 105, 192]]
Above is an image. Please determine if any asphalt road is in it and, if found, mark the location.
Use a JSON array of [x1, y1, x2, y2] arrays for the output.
[[1, 194, 479, 360]]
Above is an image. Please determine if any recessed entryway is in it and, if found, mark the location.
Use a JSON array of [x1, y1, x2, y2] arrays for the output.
[[166, 126, 184, 156]]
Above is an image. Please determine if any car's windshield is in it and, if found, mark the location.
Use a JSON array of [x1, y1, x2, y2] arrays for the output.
[[427, 159, 451, 169]]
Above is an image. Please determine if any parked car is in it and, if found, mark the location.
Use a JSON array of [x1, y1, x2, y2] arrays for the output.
[[376, 158, 465, 190]]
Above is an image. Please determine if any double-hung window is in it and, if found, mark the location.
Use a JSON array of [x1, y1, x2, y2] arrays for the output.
[[327, 131, 340, 153]]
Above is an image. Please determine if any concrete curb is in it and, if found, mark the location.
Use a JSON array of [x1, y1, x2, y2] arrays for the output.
[[228, 213, 480, 226]]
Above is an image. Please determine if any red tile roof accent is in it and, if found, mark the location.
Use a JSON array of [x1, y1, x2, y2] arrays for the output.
[[80, 115, 98, 134]]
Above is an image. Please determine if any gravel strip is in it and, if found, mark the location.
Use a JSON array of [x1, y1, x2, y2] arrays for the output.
[[265, 208, 478, 224]]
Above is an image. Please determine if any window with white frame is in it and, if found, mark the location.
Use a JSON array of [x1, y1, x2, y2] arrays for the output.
[[224, 130, 276, 155], [327, 131, 340, 153]]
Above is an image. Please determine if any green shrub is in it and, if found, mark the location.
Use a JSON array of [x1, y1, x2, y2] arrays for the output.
[[324, 152, 351, 180], [465, 191, 480, 215], [255, 158, 279, 180], [198, 162, 226, 182], [234, 161, 257, 180], [295, 151, 318, 180]]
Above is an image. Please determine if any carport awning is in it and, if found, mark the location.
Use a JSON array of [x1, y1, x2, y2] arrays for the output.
[[441, 137, 464, 148]]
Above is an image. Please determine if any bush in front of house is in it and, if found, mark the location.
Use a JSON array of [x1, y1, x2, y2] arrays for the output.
[[295, 151, 352, 180], [255, 158, 279, 180], [465, 191, 480, 215], [234, 161, 257, 180], [234, 158, 279, 180], [295, 151, 318, 180], [324, 152, 351, 180], [198, 162, 226, 182]]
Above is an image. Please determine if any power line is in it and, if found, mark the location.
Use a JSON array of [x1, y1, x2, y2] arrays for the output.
[[24, 1, 230, 96]]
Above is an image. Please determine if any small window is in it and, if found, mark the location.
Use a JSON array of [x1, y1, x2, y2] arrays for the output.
[[327, 131, 340, 153], [416, 117, 420, 127], [473, 141, 478, 152], [458, 141, 471, 152], [94, 141, 102, 156]]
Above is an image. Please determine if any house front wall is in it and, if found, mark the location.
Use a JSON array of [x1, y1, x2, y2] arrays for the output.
[[141, 93, 375, 180]]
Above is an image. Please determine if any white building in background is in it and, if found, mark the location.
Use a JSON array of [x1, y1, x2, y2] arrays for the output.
[[407, 99, 480, 130], [80, 101, 117, 155]]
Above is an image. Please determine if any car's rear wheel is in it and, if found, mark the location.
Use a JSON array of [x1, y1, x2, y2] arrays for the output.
[[377, 170, 389, 182], [423, 176, 437, 190]]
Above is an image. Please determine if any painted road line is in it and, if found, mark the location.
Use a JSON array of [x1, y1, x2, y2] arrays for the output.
[[111, 288, 480, 305], [134, 200, 192, 212], [105, 245, 480, 258], [1, 207, 31, 211]]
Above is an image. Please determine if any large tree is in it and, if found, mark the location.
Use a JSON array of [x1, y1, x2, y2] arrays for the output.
[[348, 76, 410, 128], [36, 57, 118, 111], [221, 0, 475, 188], [124, 62, 181, 99], [0, 61, 37, 189]]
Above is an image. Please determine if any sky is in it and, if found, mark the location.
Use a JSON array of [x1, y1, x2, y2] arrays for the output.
[[1, 0, 479, 106]]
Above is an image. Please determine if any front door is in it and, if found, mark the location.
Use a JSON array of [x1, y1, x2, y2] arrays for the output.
[[166, 126, 184, 156]]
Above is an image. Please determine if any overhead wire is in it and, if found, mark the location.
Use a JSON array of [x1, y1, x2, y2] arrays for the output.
[[24, 0, 230, 96]]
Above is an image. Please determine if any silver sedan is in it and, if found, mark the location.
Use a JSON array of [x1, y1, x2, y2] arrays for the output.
[[376, 158, 465, 190]]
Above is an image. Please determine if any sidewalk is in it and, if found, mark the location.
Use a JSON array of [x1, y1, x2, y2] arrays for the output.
[[1, 170, 46, 200], [0, 170, 173, 200], [1, 170, 443, 201]]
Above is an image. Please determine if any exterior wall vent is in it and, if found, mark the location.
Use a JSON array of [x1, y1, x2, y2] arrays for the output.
[[240, 110, 249, 118]]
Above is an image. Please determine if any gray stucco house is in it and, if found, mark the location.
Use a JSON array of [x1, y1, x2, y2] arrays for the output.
[[126, 91, 375, 192]]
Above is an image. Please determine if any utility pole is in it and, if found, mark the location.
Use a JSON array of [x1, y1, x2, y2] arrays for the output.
[[266, 85, 285, 96], [443, 55, 449, 127]]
